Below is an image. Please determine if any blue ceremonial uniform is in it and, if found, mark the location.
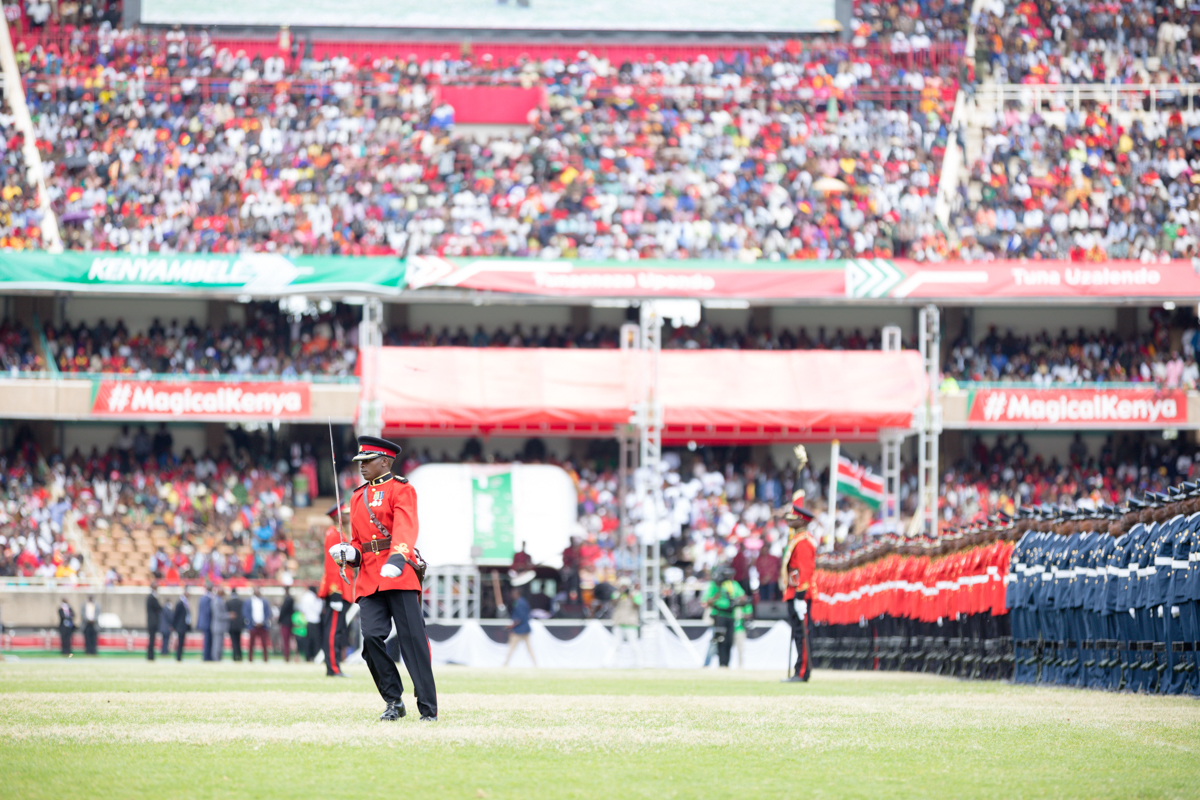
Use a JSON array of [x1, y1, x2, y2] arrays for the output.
[[1010, 532, 1037, 684], [1182, 513, 1200, 696], [1113, 528, 1138, 691], [1165, 515, 1194, 694], [1096, 532, 1120, 689], [1077, 532, 1102, 688]]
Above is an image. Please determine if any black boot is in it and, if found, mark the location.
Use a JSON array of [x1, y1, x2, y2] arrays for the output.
[[380, 700, 406, 721]]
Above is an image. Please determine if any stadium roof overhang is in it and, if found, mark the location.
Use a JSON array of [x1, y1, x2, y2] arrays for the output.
[[373, 347, 925, 443]]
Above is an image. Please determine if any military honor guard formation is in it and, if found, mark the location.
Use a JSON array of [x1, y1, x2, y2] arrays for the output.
[[1007, 487, 1200, 695], [807, 482, 1200, 696]]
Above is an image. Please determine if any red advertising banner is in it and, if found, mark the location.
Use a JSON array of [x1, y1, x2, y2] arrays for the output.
[[891, 262, 1200, 300], [405, 257, 1200, 302], [967, 388, 1187, 428], [92, 381, 311, 418], [433, 86, 546, 125]]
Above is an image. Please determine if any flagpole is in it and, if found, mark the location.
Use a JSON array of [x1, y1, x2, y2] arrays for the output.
[[827, 439, 840, 542]]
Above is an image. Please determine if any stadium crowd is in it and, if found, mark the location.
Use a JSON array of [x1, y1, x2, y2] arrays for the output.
[[942, 320, 1200, 386], [0, 2, 1196, 262], [0, 431, 311, 583], [40, 305, 359, 376], [973, 0, 1199, 84], [939, 432, 1198, 526], [851, 0, 969, 46], [955, 105, 1200, 262], [0, 22, 961, 261]]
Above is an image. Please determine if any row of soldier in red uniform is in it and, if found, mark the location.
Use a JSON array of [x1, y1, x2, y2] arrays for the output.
[[811, 537, 1013, 626], [803, 517, 1022, 679]]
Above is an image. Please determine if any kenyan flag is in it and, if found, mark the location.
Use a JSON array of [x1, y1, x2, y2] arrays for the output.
[[835, 456, 883, 509]]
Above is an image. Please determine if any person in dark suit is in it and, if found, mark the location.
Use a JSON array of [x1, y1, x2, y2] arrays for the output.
[[158, 597, 174, 656], [172, 588, 192, 661], [146, 582, 163, 660], [279, 586, 295, 663], [226, 588, 245, 662], [197, 586, 214, 662], [82, 595, 100, 655], [57, 599, 75, 656]]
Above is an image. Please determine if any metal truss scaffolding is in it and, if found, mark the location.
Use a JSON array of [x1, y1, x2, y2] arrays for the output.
[[916, 305, 942, 537], [880, 325, 905, 530], [358, 297, 385, 437]]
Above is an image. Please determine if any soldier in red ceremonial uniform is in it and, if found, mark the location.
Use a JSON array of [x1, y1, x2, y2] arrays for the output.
[[329, 436, 438, 721], [318, 503, 352, 677], [782, 488, 817, 682]]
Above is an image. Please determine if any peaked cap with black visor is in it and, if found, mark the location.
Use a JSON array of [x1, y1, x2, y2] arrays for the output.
[[352, 436, 402, 462]]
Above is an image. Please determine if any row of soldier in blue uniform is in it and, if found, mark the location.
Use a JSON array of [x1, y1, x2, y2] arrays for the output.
[[1009, 483, 1200, 695]]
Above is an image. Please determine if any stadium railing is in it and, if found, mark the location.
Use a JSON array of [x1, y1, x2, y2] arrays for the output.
[[951, 381, 1179, 390], [3, 370, 359, 384], [12, 29, 964, 71], [20, 72, 947, 110], [973, 83, 1200, 114]]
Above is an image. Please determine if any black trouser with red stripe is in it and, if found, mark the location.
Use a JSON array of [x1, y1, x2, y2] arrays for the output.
[[321, 593, 348, 676], [358, 589, 437, 718], [787, 591, 811, 681]]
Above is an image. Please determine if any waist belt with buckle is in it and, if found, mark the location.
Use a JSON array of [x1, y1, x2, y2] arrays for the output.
[[363, 537, 392, 554]]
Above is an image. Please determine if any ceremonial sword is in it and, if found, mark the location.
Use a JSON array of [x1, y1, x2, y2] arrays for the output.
[[329, 419, 353, 592]]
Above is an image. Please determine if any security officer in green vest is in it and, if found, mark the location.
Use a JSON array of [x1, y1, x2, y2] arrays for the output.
[[703, 564, 749, 668]]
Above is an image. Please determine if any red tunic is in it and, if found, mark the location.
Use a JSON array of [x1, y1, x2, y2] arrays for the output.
[[782, 531, 816, 601], [349, 473, 421, 600], [318, 525, 353, 599]]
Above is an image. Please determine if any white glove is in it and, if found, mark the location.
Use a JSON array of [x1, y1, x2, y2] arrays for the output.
[[381, 562, 403, 579], [793, 444, 808, 471], [793, 599, 808, 620], [330, 601, 344, 612], [329, 543, 359, 567]]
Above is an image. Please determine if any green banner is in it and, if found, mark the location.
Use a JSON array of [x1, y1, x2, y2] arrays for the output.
[[0, 251, 407, 296], [472, 471, 515, 564]]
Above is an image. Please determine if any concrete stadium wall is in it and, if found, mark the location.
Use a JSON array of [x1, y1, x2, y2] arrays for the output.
[[61, 297, 210, 333], [0, 585, 290, 629], [61, 422, 207, 456], [971, 306, 1128, 339]]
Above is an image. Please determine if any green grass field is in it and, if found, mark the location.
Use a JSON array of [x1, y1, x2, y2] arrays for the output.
[[2, 659, 1199, 799]]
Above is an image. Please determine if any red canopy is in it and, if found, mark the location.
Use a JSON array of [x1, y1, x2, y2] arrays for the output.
[[374, 348, 925, 443]]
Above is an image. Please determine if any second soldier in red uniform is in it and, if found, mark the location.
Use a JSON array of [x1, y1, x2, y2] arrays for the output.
[[318, 503, 352, 677], [782, 489, 817, 682], [329, 436, 438, 721]]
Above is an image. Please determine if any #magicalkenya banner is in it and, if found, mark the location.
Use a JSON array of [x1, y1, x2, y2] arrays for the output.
[[92, 381, 311, 419], [967, 388, 1187, 428]]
